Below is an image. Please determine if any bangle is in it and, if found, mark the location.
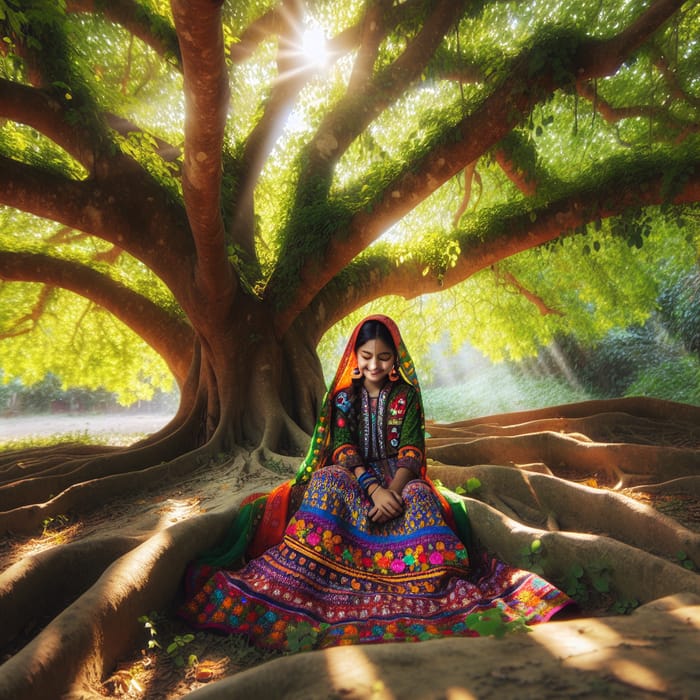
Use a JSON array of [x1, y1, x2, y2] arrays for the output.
[[357, 471, 379, 493]]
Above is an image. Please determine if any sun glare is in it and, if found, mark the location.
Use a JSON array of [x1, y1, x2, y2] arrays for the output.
[[301, 25, 328, 68]]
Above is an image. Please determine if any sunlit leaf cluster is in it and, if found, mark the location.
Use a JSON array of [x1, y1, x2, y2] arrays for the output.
[[0, 284, 173, 403]]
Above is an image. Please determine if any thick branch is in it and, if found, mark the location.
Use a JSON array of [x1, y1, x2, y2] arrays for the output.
[[310, 158, 700, 317], [229, 0, 307, 259], [0, 251, 193, 383], [494, 144, 539, 196], [66, 0, 181, 69], [303, 0, 466, 179], [0, 79, 102, 172], [171, 0, 234, 306], [274, 0, 686, 334], [0, 155, 194, 296], [104, 113, 183, 166]]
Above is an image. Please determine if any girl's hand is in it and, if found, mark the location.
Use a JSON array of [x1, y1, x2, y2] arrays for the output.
[[368, 486, 404, 523]]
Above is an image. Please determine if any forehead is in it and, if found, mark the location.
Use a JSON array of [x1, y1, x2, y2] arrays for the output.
[[356, 338, 394, 355]]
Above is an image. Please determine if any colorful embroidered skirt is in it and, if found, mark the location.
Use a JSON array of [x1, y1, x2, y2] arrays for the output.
[[180, 466, 571, 650]]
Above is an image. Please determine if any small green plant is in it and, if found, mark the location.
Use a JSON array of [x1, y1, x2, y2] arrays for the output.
[[285, 621, 329, 653], [613, 598, 639, 615], [519, 538, 545, 575], [138, 613, 198, 668], [41, 513, 69, 536], [563, 560, 619, 608], [264, 458, 294, 476], [588, 562, 612, 594], [455, 477, 482, 495], [166, 634, 197, 668], [138, 613, 162, 651], [464, 611, 530, 638], [676, 551, 696, 571], [563, 563, 588, 602]]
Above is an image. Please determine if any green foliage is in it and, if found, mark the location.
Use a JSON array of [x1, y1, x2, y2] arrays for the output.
[[658, 266, 700, 356], [626, 356, 700, 405], [562, 560, 617, 607], [612, 598, 639, 615], [454, 477, 482, 495], [264, 458, 295, 476], [0, 286, 175, 405], [464, 611, 530, 638], [285, 621, 329, 653], [421, 368, 590, 422], [518, 538, 545, 575], [138, 613, 162, 652], [166, 634, 197, 668], [139, 612, 197, 668], [41, 512, 69, 536], [2, 0, 700, 411], [579, 325, 672, 398], [0, 431, 110, 450], [676, 551, 696, 571]]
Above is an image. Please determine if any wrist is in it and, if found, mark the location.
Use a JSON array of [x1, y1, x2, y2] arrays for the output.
[[357, 470, 379, 494]]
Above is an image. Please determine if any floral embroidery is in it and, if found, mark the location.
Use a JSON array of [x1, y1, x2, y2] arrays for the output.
[[334, 391, 352, 413], [331, 444, 361, 468]]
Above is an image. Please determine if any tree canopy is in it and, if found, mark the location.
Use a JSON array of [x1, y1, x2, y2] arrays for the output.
[[0, 0, 698, 403]]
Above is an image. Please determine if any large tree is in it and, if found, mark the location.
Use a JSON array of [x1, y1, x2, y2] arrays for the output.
[[1, 1, 699, 698]]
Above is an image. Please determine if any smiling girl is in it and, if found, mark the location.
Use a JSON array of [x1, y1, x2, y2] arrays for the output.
[[180, 315, 572, 649]]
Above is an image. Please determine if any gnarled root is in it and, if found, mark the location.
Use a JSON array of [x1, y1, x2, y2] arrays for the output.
[[428, 464, 700, 568]]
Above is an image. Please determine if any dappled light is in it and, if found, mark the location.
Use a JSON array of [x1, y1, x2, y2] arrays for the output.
[[324, 645, 386, 698]]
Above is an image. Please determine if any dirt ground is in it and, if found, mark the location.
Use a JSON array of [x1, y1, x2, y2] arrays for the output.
[[1, 419, 699, 700]]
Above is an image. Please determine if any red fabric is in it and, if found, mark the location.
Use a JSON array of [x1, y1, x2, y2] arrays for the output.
[[246, 480, 292, 559]]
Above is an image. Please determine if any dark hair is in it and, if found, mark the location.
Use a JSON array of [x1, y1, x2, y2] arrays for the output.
[[348, 320, 398, 428], [354, 320, 397, 355]]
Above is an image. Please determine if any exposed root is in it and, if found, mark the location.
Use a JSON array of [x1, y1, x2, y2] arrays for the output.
[[0, 459, 276, 700], [432, 397, 700, 428], [428, 464, 700, 568], [430, 410, 700, 446], [428, 431, 700, 487], [460, 496, 700, 602], [1, 397, 699, 700], [629, 475, 700, 496], [0, 443, 221, 536], [0, 507, 240, 700], [0, 533, 148, 651], [0, 445, 119, 481]]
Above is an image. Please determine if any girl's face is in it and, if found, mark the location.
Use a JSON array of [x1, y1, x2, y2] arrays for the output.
[[355, 338, 395, 393]]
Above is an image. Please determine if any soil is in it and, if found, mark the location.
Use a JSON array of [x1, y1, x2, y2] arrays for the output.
[[1, 415, 699, 700]]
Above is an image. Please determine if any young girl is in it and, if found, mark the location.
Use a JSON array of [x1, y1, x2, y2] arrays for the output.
[[180, 315, 571, 649]]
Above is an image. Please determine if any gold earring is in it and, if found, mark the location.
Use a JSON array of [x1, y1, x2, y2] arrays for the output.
[[389, 367, 399, 381]]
